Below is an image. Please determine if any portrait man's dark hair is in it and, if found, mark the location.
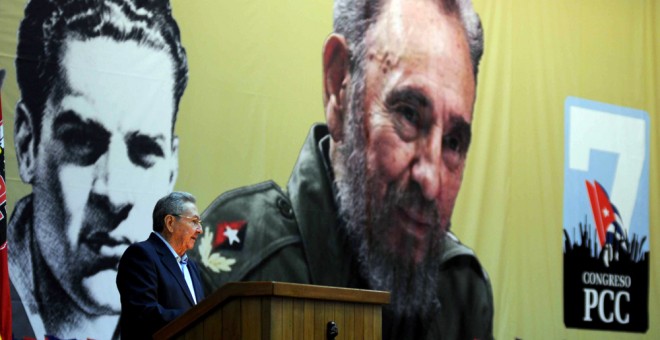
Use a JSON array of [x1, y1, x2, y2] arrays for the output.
[[15, 0, 188, 146]]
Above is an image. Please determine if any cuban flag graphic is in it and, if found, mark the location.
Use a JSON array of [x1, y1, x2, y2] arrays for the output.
[[585, 180, 628, 267]]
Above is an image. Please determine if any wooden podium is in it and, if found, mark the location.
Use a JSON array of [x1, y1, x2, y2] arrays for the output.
[[154, 281, 390, 340]]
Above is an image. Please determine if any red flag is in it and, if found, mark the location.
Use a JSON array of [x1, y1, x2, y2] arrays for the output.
[[585, 180, 616, 248], [0, 92, 12, 340]]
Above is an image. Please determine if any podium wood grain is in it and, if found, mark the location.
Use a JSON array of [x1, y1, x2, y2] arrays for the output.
[[154, 281, 390, 340]]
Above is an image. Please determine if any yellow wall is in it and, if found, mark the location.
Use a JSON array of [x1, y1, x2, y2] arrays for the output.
[[1, 0, 657, 338]]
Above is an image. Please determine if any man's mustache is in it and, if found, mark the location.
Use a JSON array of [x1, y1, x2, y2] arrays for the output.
[[386, 181, 440, 225]]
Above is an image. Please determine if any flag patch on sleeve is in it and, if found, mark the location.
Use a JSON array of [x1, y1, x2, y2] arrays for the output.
[[213, 220, 247, 251]]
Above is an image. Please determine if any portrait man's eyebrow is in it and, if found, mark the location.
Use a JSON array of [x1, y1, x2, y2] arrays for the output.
[[7, 0, 189, 339], [52, 112, 112, 164]]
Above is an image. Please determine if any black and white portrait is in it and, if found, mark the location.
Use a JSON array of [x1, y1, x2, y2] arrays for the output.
[[8, 0, 188, 338]]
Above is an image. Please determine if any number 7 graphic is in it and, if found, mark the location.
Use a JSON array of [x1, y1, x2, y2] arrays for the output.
[[567, 98, 647, 238]]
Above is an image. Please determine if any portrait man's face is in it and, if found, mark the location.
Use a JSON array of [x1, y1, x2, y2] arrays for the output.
[[361, 0, 475, 262], [26, 36, 178, 313], [327, 0, 476, 315]]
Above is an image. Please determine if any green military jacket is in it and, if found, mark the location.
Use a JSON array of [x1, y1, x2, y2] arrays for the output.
[[189, 124, 494, 339]]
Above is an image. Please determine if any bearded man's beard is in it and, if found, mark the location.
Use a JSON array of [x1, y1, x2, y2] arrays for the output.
[[333, 77, 447, 319]]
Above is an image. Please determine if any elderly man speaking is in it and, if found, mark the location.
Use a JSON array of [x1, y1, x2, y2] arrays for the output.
[[192, 0, 492, 339], [117, 192, 204, 339]]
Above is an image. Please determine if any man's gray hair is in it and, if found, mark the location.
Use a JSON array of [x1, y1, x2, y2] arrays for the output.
[[333, 0, 484, 78], [152, 191, 196, 232]]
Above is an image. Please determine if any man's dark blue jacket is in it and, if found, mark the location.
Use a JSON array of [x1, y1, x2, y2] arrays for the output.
[[117, 233, 204, 339]]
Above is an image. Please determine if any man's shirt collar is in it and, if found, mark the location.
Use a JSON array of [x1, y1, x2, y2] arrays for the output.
[[153, 231, 187, 264]]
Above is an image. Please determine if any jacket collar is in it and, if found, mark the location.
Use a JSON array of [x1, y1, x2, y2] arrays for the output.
[[148, 233, 197, 305]]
